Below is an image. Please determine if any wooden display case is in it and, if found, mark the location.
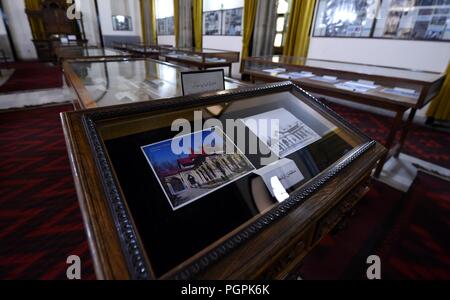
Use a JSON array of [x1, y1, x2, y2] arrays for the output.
[[112, 43, 171, 59], [243, 55, 445, 176], [63, 58, 249, 110], [56, 46, 139, 64], [60, 82, 385, 280], [160, 47, 240, 77]]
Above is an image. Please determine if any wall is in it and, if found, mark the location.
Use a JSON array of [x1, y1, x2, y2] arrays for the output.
[[97, 0, 142, 46], [79, 0, 101, 46], [203, 36, 243, 78], [308, 37, 450, 73], [2, 0, 37, 60], [203, 0, 244, 78]]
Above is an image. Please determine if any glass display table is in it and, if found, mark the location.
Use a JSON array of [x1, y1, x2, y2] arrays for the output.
[[243, 55, 446, 176], [160, 47, 240, 77], [56, 46, 139, 63], [60, 82, 385, 279], [63, 58, 248, 110], [112, 42, 171, 59]]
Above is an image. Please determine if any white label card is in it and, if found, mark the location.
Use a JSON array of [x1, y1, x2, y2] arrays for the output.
[[181, 70, 225, 96], [254, 158, 304, 201]]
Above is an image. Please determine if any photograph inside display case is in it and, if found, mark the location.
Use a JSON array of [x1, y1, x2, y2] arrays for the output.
[[142, 127, 255, 210]]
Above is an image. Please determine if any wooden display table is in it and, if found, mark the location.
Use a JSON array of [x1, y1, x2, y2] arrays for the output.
[[242, 56, 445, 176], [61, 82, 385, 279]]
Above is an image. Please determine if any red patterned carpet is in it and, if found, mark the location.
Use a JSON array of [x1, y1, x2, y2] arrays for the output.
[[0, 104, 94, 280], [326, 101, 450, 169], [0, 63, 63, 93], [0, 102, 449, 280]]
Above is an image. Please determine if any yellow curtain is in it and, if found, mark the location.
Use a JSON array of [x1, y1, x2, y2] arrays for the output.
[[241, 0, 258, 70], [140, 0, 158, 44], [140, 0, 147, 44], [193, 0, 203, 49], [150, 0, 157, 44], [283, 0, 316, 57], [24, 0, 46, 40], [174, 0, 179, 47], [427, 63, 450, 121]]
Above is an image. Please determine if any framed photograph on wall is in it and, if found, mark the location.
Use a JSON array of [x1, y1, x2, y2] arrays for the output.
[[223, 8, 243, 36], [112, 15, 133, 31], [204, 10, 222, 35]]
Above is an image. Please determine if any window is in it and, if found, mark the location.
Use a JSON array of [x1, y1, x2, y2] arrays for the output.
[[156, 0, 174, 35], [313, 0, 450, 41], [274, 0, 291, 53]]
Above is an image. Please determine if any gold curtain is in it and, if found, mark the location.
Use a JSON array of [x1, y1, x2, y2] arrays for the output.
[[427, 63, 450, 121], [150, 0, 157, 44], [283, 0, 316, 57], [24, 0, 46, 40], [140, 0, 158, 44], [241, 0, 258, 69], [174, 0, 179, 47], [140, 0, 146, 44], [193, 0, 203, 49]]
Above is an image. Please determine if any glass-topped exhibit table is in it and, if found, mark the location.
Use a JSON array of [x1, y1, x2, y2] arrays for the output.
[[160, 47, 240, 77], [112, 42, 171, 59], [56, 46, 139, 63], [63, 58, 248, 110], [60, 82, 386, 279], [243, 55, 446, 176]]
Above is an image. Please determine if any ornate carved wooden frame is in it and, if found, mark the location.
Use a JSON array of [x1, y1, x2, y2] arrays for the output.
[[80, 81, 376, 279]]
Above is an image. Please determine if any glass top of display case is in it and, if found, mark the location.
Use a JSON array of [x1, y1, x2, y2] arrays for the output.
[[75, 82, 377, 279], [65, 59, 246, 108], [57, 47, 131, 59], [162, 47, 239, 55], [246, 55, 443, 83]]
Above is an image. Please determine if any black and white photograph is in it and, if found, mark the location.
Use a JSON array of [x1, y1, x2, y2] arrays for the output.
[[203, 10, 222, 35], [223, 8, 243, 36], [157, 17, 175, 35], [142, 127, 255, 210], [242, 108, 322, 158], [384, 10, 403, 36], [112, 15, 132, 31]]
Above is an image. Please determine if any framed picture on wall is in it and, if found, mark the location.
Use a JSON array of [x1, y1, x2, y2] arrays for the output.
[[223, 8, 243, 36], [204, 10, 222, 35], [112, 15, 133, 31]]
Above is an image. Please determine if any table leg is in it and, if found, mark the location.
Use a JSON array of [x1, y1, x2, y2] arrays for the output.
[[394, 108, 417, 158], [374, 110, 404, 177]]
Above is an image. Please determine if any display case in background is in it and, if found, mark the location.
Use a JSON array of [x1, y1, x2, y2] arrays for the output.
[[242, 55, 446, 176], [112, 42, 172, 59], [55, 46, 140, 64], [160, 47, 240, 77], [63, 58, 249, 110], [61, 82, 385, 280]]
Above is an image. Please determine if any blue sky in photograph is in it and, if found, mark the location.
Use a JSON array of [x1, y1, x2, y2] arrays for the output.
[[142, 128, 224, 168]]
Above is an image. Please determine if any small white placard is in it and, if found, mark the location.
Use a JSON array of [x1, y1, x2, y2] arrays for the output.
[[254, 158, 304, 201], [181, 70, 225, 96], [262, 68, 287, 74]]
